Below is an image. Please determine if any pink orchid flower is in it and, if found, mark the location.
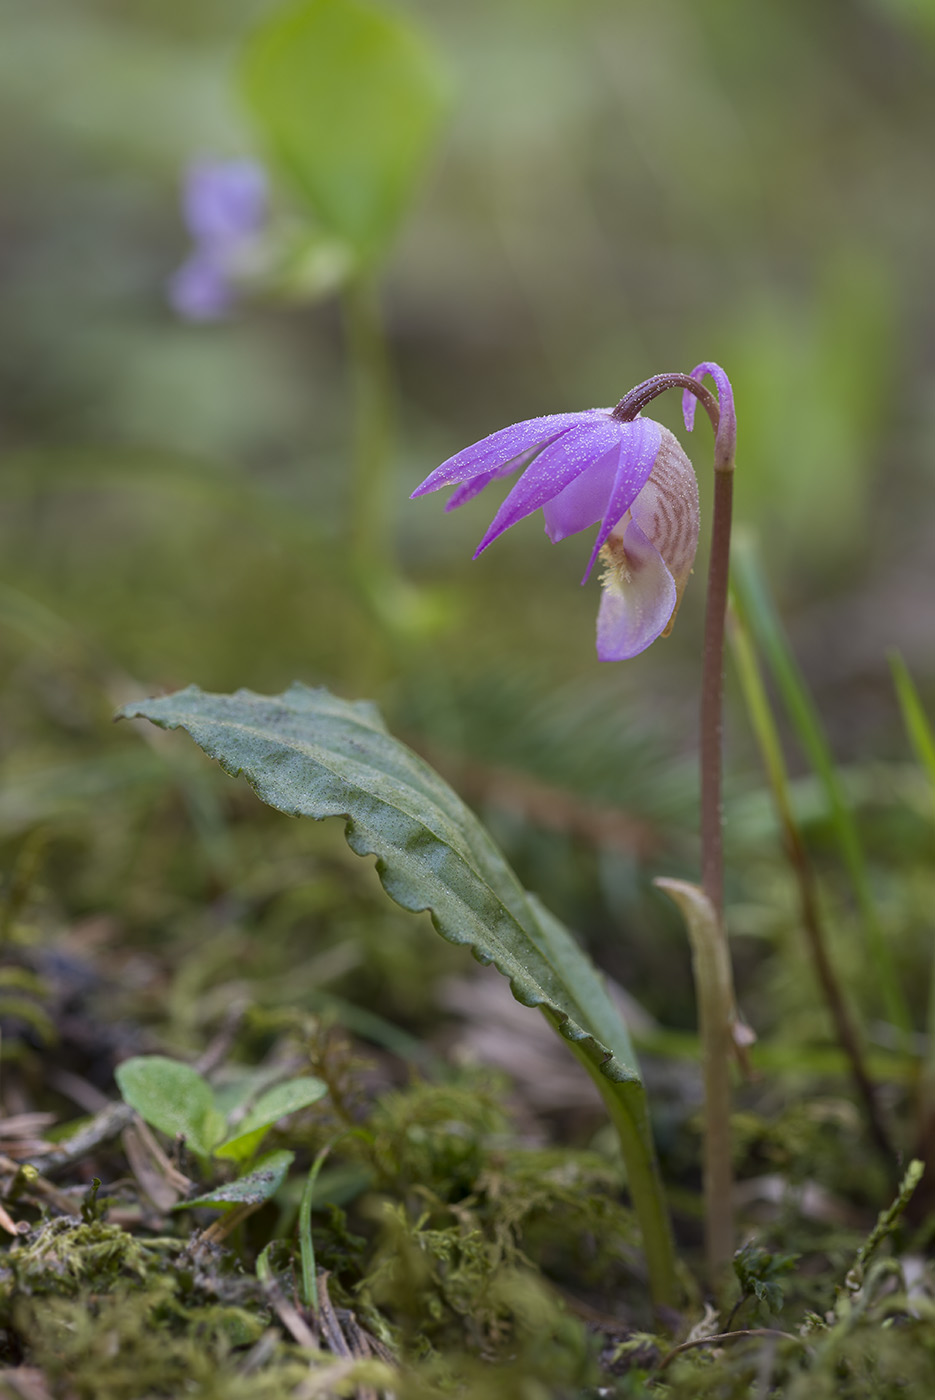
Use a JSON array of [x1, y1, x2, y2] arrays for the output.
[[413, 364, 734, 660]]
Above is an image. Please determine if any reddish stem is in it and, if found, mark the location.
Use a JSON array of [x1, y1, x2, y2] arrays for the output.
[[614, 370, 730, 921], [701, 468, 732, 919]]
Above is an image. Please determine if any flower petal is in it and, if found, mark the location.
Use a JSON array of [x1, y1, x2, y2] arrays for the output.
[[682, 360, 736, 470], [579, 417, 662, 583], [596, 519, 677, 661], [541, 445, 620, 542], [184, 159, 268, 249], [167, 253, 235, 322], [410, 410, 605, 499], [629, 426, 700, 594], [443, 449, 537, 512], [472, 416, 623, 557]]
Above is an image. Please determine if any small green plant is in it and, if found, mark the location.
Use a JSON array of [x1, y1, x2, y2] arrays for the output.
[[732, 1240, 799, 1321], [115, 1054, 327, 1208]]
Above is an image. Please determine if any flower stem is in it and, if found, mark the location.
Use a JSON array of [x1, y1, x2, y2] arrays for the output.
[[615, 368, 733, 920], [612, 372, 719, 432], [619, 366, 739, 1284], [623, 368, 734, 925], [700, 468, 733, 920], [694, 389, 739, 1288]]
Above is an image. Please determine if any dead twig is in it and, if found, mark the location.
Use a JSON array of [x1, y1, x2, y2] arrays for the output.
[[29, 1101, 135, 1178], [315, 1272, 353, 1360], [197, 1201, 263, 1246], [258, 1271, 319, 1350], [0, 1154, 84, 1216], [654, 1328, 807, 1374]]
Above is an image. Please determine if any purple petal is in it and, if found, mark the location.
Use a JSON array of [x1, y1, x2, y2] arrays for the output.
[[580, 417, 662, 584], [542, 445, 620, 542], [629, 426, 700, 591], [410, 410, 606, 499], [444, 469, 501, 512], [443, 449, 537, 512], [596, 520, 677, 661], [167, 253, 234, 322], [682, 360, 736, 468], [472, 416, 624, 558], [183, 159, 268, 249]]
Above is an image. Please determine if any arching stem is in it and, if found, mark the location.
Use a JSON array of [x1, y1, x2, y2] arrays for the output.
[[615, 368, 734, 928], [618, 365, 739, 1285]]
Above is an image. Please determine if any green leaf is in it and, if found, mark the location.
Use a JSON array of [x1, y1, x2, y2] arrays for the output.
[[215, 1076, 328, 1162], [118, 682, 676, 1307], [242, 0, 449, 264], [115, 1056, 226, 1159], [178, 1150, 295, 1209]]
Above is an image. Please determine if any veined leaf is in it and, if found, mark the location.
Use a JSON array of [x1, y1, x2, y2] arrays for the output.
[[242, 0, 449, 264], [119, 682, 676, 1306]]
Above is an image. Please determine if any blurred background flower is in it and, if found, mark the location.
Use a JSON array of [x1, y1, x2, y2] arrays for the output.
[[167, 158, 268, 320]]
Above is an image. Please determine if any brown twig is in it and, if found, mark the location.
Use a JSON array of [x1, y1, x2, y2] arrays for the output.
[[26, 1101, 135, 1178], [654, 1327, 806, 1373]]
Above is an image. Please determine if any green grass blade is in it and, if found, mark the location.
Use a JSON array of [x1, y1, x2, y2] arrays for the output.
[[730, 534, 910, 1036], [888, 651, 935, 1108], [298, 1145, 333, 1312], [889, 651, 935, 796], [729, 599, 896, 1166]]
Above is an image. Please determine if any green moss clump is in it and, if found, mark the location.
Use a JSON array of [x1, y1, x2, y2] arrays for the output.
[[366, 1075, 511, 1201], [14, 1290, 309, 1400], [0, 1217, 185, 1309]]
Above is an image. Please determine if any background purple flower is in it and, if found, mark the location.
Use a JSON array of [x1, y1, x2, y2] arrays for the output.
[[168, 159, 268, 322], [412, 404, 700, 661], [182, 160, 268, 249]]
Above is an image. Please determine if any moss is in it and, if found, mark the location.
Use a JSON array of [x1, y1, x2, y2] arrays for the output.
[[15, 1290, 310, 1400], [365, 1075, 511, 1202], [0, 1217, 185, 1309], [476, 1146, 639, 1288]]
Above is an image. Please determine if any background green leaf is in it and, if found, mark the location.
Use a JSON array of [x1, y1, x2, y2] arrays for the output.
[[119, 681, 676, 1305], [115, 1055, 227, 1159], [242, 0, 449, 264]]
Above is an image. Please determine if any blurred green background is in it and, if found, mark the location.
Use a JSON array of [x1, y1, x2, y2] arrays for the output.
[[3, 0, 933, 694], [2, 0, 935, 1039]]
